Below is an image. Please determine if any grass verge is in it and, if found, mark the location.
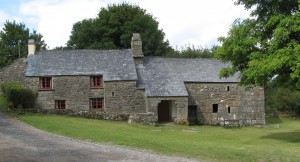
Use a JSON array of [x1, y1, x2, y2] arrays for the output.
[[1, 95, 299, 161], [13, 113, 300, 162]]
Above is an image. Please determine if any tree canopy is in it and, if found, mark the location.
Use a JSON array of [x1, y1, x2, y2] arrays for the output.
[[0, 20, 47, 68], [67, 3, 173, 56], [215, 0, 300, 88]]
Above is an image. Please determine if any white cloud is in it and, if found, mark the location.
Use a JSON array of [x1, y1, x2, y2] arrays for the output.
[[137, 0, 250, 48], [17, 0, 250, 49], [20, 0, 105, 48]]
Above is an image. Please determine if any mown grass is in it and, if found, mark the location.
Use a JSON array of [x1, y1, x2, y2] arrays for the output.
[[1, 95, 299, 161], [14, 113, 300, 161]]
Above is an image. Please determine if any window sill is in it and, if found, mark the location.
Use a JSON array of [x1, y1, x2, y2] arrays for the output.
[[39, 88, 53, 91], [90, 108, 104, 111], [90, 87, 104, 89]]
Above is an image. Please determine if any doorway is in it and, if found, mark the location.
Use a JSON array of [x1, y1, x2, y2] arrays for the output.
[[188, 105, 198, 125], [158, 100, 171, 122]]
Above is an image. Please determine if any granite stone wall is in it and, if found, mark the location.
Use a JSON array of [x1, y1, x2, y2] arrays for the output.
[[0, 58, 27, 93], [26, 76, 104, 110], [104, 81, 146, 113], [146, 96, 188, 121], [185, 83, 265, 126], [26, 77, 146, 113]]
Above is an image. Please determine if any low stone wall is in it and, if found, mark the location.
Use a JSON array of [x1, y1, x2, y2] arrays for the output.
[[128, 112, 158, 125], [38, 109, 130, 121], [35, 109, 157, 125]]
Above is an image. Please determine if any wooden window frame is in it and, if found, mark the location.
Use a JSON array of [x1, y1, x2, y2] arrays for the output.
[[89, 98, 104, 110], [90, 76, 103, 88], [55, 100, 66, 110], [39, 77, 52, 90]]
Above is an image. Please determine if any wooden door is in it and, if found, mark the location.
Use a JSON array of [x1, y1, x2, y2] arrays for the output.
[[158, 100, 170, 122]]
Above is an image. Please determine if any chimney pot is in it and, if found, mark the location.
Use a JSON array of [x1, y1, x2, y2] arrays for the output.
[[28, 39, 36, 55]]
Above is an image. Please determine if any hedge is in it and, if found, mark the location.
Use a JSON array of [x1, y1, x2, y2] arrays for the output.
[[1, 82, 37, 109]]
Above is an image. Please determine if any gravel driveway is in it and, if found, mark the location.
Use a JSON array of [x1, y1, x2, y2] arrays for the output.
[[0, 110, 199, 162]]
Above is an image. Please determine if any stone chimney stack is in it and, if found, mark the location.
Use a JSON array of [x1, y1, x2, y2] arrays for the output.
[[28, 39, 36, 55], [131, 33, 143, 64]]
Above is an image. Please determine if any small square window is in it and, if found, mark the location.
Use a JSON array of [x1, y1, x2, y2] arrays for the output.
[[227, 86, 230, 91], [55, 100, 66, 110], [90, 98, 104, 109], [90, 76, 103, 88], [39, 77, 52, 90], [213, 104, 218, 113]]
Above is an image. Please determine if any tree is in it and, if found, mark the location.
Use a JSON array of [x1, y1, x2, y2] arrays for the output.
[[215, 0, 300, 88], [67, 3, 173, 56], [0, 20, 47, 68]]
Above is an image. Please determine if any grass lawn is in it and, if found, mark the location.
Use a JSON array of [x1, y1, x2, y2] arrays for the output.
[[12, 113, 300, 161], [1, 95, 299, 161]]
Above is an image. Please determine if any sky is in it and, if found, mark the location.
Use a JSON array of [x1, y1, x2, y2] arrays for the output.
[[0, 0, 251, 49]]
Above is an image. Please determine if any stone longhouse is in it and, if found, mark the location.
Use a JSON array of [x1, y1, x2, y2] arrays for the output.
[[0, 33, 265, 126]]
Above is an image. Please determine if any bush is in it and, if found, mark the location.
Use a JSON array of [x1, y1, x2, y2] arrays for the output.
[[266, 86, 300, 117], [1, 82, 37, 109], [1, 82, 23, 95]]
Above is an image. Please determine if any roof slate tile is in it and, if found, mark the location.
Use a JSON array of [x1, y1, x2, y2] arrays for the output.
[[25, 49, 138, 81]]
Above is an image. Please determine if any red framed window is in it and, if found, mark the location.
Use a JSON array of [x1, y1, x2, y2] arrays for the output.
[[90, 76, 103, 88], [55, 100, 66, 110], [39, 77, 52, 90], [89, 98, 104, 109]]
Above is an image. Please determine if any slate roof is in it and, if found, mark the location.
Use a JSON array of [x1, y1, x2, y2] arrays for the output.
[[26, 49, 138, 81], [136, 57, 239, 97]]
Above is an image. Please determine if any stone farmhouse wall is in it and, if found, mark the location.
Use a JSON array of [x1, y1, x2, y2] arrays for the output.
[[26, 76, 146, 113], [147, 96, 188, 121], [104, 81, 146, 113], [26, 76, 102, 110], [0, 58, 27, 94], [185, 83, 265, 126]]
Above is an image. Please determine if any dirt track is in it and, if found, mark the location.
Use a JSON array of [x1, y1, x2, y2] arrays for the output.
[[0, 110, 199, 162]]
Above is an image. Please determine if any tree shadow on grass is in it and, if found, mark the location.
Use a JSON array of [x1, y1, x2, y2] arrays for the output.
[[261, 131, 300, 143], [265, 117, 283, 124]]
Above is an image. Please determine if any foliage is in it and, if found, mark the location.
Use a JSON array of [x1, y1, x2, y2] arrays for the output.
[[17, 114, 300, 161], [0, 20, 47, 68], [266, 76, 300, 116], [1, 82, 36, 109], [166, 45, 216, 58], [215, 0, 300, 88], [67, 3, 173, 56], [0, 95, 9, 111]]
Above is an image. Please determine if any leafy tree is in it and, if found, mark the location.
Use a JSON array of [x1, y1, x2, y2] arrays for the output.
[[166, 45, 216, 58], [0, 20, 47, 68], [215, 0, 300, 87], [67, 3, 173, 56]]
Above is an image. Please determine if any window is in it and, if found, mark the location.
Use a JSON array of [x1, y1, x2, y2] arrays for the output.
[[227, 86, 230, 91], [213, 104, 218, 113], [90, 98, 104, 109], [90, 76, 103, 88], [228, 107, 231, 113], [55, 100, 66, 110], [39, 77, 52, 90]]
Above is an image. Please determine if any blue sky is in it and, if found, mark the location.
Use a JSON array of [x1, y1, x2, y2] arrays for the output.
[[0, 0, 250, 49]]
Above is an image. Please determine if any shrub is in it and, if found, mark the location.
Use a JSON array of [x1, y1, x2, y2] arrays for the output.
[[1, 82, 23, 95], [1, 82, 37, 109], [266, 86, 300, 117]]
